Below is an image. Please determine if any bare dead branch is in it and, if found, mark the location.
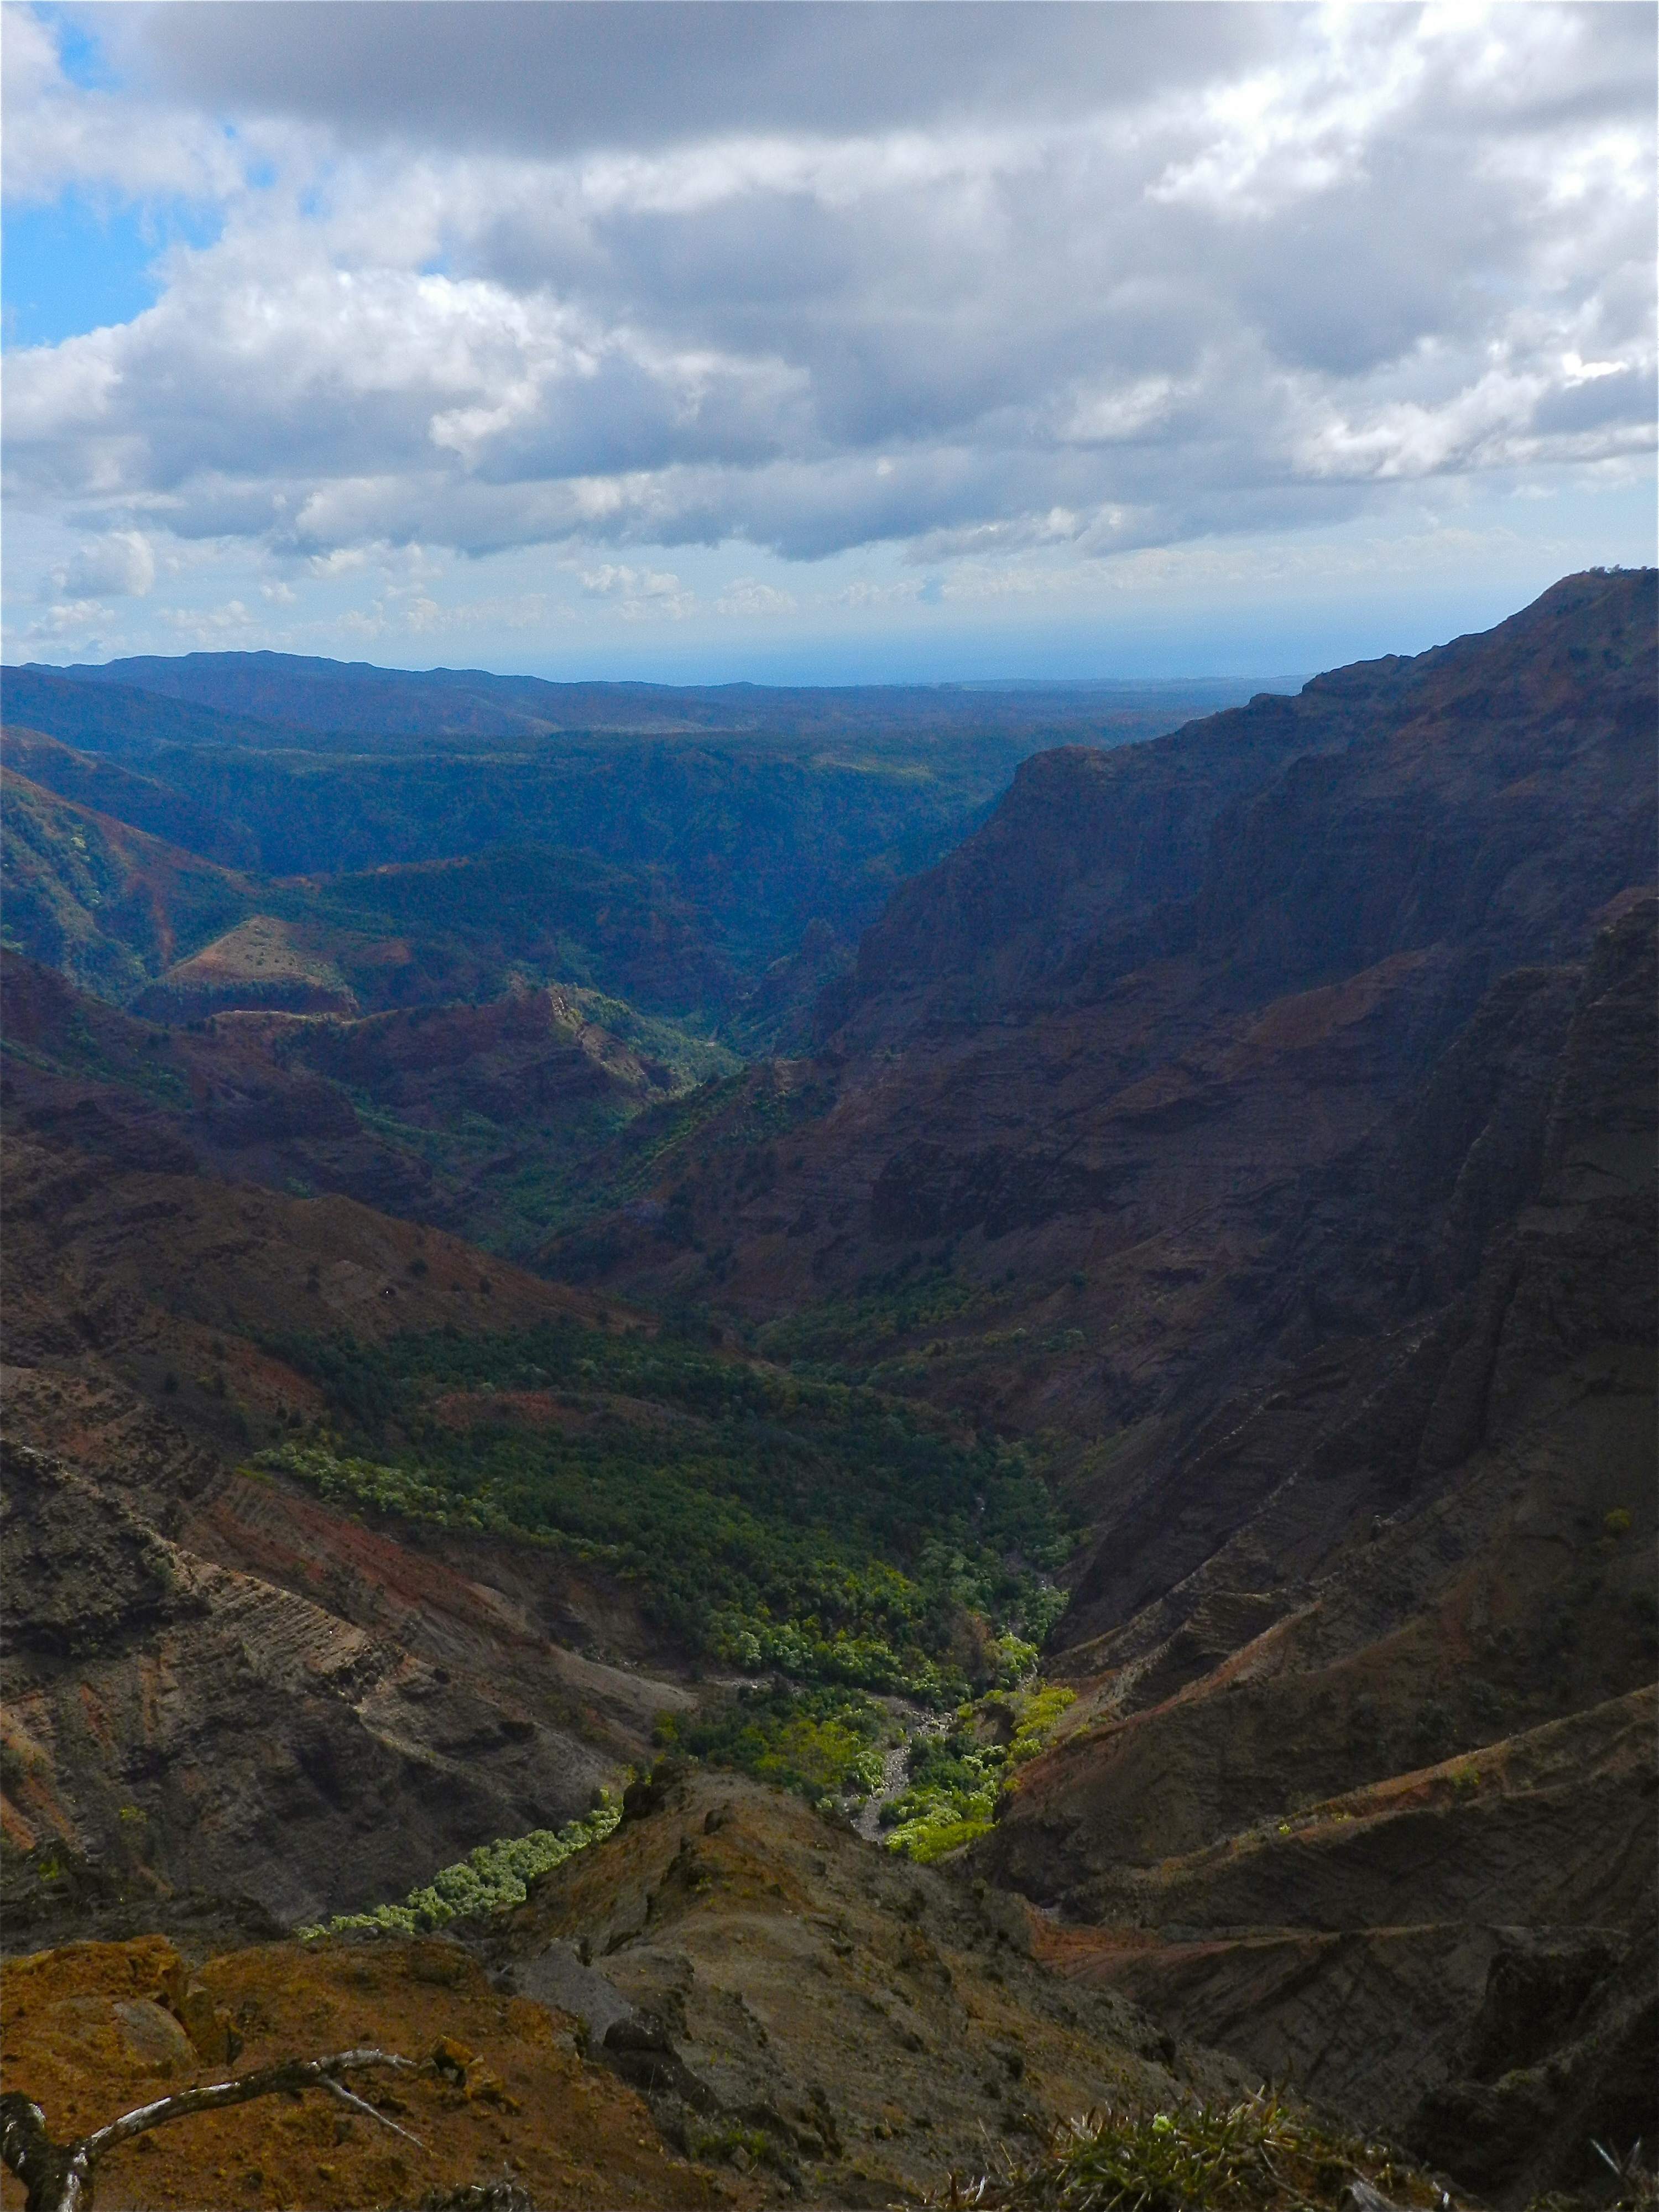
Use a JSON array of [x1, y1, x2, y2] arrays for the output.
[[0, 2096, 88, 2212], [2, 2050, 421, 2212], [319, 2070, 429, 2148]]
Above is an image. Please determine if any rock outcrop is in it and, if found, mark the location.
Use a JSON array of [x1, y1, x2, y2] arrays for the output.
[[473, 1765, 1243, 2205]]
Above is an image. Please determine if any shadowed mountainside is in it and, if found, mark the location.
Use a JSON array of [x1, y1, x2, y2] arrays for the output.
[[545, 570, 1657, 2199], [980, 898, 1657, 2200], [558, 571, 1654, 1432], [0, 947, 714, 1253], [822, 565, 1653, 1039]]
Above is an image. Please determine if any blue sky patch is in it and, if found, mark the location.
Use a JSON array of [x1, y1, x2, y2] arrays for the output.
[[2, 197, 158, 348], [2, 195, 221, 350], [36, 4, 117, 91]]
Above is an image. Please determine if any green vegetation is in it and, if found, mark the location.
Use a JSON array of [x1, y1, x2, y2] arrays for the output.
[[689, 2124, 779, 2172], [572, 1071, 752, 1220], [880, 1682, 1076, 1862], [302, 1051, 743, 1260], [932, 2091, 1455, 2211], [650, 1673, 1075, 1857], [257, 1317, 1071, 1702], [556, 1063, 839, 1274], [291, 845, 730, 1027], [752, 1253, 1097, 1400], [658, 1684, 894, 1804], [565, 989, 739, 1092], [298, 1799, 621, 1940], [757, 1255, 1004, 1376], [1, 773, 249, 1000]]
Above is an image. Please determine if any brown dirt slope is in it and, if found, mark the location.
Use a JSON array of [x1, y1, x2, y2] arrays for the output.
[[0, 1772, 1262, 2212], [132, 914, 362, 1019], [470, 1764, 1245, 2208], [0, 1931, 743, 2212]]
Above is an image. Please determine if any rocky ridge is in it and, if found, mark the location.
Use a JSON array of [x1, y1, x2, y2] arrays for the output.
[[472, 1764, 1239, 2206]]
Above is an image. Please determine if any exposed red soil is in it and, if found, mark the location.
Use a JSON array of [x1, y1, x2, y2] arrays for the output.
[[0, 1934, 748, 2212]]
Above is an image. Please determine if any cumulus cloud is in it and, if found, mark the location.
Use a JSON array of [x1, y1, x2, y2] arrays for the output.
[[716, 577, 797, 617], [54, 528, 155, 597], [2, 2, 257, 206], [580, 562, 694, 618], [22, 594, 114, 643], [3, 0, 1653, 612]]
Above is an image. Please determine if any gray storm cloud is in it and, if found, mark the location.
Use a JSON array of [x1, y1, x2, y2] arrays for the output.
[[4, 2, 1655, 574], [122, 3, 1277, 153]]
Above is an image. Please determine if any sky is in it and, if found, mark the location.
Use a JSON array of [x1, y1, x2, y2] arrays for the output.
[[2, 1, 1655, 684]]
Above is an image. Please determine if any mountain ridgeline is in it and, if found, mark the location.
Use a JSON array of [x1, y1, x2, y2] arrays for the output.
[[2, 660, 1276, 1047], [1, 571, 1653, 2211]]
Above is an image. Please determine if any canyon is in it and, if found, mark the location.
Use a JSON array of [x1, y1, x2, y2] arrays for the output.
[[2, 571, 1653, 2210]]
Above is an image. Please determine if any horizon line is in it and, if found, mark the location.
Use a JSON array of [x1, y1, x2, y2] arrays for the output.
[[9, 654, 1311, 695]]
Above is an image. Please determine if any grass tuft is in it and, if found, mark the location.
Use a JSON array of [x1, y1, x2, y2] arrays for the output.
[[924, 2093, 1460, 2211]]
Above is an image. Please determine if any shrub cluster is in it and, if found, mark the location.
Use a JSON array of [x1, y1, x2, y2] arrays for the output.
[[757, 1258, 1001, 1374], [657, 1684, 893, 1804], [655, 1675, 1077, 1855], [926, 2092, 1457, 2211], [879, 1681, 1077, 1862], [298, 1800, 621, 1940]]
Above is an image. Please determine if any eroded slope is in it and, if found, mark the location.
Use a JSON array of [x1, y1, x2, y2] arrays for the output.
[[540, 573, 1658, 2198]]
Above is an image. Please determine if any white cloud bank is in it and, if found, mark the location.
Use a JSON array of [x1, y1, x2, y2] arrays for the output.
[[3, 1, 1653, 670]]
